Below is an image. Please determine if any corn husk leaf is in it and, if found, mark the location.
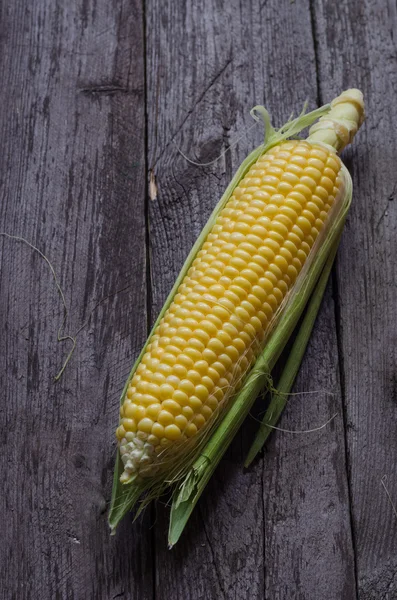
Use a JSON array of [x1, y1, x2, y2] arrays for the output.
[[108, 102, 333, 533], [168, 167, 352, 546]]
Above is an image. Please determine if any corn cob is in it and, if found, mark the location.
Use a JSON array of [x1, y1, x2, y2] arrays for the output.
[[115, 89, 364, 486], [118, 141, 342, 477]]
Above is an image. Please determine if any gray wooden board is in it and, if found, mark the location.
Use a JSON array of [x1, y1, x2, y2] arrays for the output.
[[0, 1, 153, 599], [146, 0, 356, 599], [0, 0, 394, 599], [313, 0, 397, 597]]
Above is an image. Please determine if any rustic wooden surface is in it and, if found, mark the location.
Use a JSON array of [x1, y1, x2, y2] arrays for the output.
[[0, 1, 395, 598]]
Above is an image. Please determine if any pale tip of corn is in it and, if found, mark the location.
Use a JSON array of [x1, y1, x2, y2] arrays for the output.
[[119, 433, 156, 479]]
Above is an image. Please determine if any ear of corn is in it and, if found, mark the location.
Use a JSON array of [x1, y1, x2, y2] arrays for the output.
[[117, 139, 343, 478], [109, 90, 364, 539], [168, 175, 352, 546]]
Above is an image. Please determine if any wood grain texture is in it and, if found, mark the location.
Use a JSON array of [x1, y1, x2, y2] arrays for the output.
[[0, 1, 153, 598], [262, 287, 357, 600], [145, 1, 355, 598], [0, 0, 392, 598], [313, 1, 397, 597]]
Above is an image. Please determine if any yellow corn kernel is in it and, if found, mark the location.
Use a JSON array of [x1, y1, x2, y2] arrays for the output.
[[123, 419, 137, 433], [174, 414, 188, 430], [185, 423, 198, 438], [162, 400, 182, 415], [164, 425, 182, 441], [116, 425, 126, 439], [158, 410, 174, 426], [193, 414, 206, 429], [146, 404, 161, 419], [151, 423, 164, 439], [138, 418, 154, 434]]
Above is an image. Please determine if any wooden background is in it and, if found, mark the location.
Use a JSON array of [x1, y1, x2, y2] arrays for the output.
[[1, 0, 396, 598]]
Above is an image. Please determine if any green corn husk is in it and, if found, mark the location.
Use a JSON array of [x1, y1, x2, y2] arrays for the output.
[[108, 101, 352, 535]]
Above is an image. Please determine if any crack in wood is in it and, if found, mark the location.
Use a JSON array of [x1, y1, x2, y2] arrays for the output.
[[152, 58, 233, 169], [78, 84, 130, 96]]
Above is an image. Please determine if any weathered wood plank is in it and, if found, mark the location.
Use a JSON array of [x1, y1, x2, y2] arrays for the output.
[[262, 286, 357, 600], [0, 1, 152, 598], [313, 1, 397, 597], [146, 0, 356, 598], [146, 1, 267, 594]]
